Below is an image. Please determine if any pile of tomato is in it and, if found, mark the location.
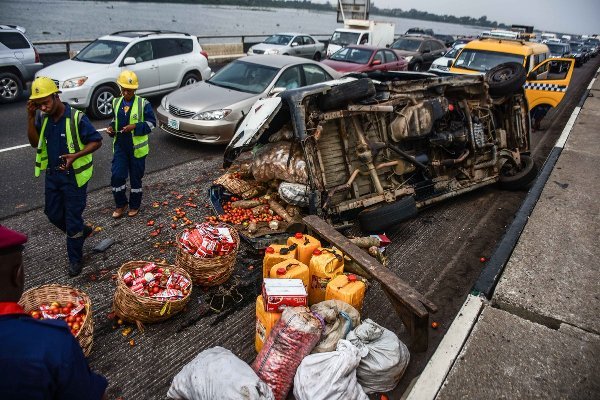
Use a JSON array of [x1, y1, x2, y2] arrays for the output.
[[29, 300, 87, 336], [211, 198, 283, 227]]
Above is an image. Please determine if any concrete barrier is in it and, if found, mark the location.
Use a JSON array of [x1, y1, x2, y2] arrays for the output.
[[200, 42, 246, 63]]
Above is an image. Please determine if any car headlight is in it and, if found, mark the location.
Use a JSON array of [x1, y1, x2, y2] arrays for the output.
[[264, 49, 280, 55], [430, 64, 439, 70], [404, 56, 414, 62], [192, 109, 232, 120], [161, 96, 168, 110], [62, 76, 87, 89]]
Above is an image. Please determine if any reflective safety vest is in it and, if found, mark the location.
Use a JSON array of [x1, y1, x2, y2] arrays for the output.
[[34, 108, 93, 188], [112, 95, 149, 158]]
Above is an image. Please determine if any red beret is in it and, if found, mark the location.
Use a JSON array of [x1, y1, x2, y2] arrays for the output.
[[0, 225, 28, 250]]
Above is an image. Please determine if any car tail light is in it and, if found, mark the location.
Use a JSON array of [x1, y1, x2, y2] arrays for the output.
[[34, 47, 40, 63], [200, 50, 209, 60]]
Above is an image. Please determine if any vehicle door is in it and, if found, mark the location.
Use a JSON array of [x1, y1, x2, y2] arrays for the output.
[[290, 36, 304, 57], [121, 40, 159, 94], [524, 57, 574, 110], [419, 41, 434, 66], [153, 37, 193, 90], [301, 64, 334, 86], [370, 50, 387, 71], [431, 41, 447, 59], [273, 65, 302, 90], [301, 36, 317, 59]]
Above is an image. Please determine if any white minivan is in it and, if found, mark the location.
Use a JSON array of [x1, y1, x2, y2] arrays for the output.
[[35, 30, 212, 119]]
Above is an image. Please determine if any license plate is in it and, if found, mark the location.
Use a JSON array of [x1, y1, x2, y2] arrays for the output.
[[167, 118, 179, 130]]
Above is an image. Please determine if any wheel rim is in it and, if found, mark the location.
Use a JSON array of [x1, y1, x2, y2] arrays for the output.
[[184, 76, 197, 86], [414, 63, 421, 71], [0, 77, 19, 100], [96, 90, 115, 117], [490, 66, 515, 84]]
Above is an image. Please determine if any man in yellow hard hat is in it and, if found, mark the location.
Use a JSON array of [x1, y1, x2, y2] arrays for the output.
[[106, 70, 155, 218], [26, 77, 102, 277]]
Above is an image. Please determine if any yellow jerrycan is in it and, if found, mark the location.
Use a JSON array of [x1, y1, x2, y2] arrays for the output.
[[255, 295, 282, 353], [325, 273, 367, 313], [269, 259, 310, 290], [286, 232, 321, 266], [308, 247, 344, 305], [262, 243, 297, 278]]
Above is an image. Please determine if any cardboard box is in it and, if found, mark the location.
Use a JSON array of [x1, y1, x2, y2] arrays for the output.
[[262, 278, 307, 312]]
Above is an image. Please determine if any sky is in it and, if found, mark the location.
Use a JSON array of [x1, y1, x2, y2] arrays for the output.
[[323, 0, 600, 35]]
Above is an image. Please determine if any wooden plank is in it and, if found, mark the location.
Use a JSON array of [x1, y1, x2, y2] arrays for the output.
[[303, 215, 438, 315]]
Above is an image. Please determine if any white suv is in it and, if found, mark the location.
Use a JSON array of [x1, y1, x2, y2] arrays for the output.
[[35, 30, 212, 119]]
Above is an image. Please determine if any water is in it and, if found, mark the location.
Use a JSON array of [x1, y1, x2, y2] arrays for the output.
[[4, 0, 485, 51]]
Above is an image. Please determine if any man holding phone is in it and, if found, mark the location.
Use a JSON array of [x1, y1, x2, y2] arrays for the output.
[[26, 77, 102, 277]]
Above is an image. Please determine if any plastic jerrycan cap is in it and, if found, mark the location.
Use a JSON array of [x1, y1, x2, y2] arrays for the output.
[[277, 267, 287, 275], [265, 246, 275, 254], [347, 274, 357, 282], [294, 232, 303, 239], [312, 248, 322, 256]]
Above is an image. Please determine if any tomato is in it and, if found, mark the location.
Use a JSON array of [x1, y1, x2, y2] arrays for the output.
[[72, 323, 80, 331], [75, 315, 83, 323], [67, 315, 75, 323], [30, 311, 41, 319], [61, 307, 71, 314], [66, 302, 74, 309], [50, 301, 60, 308], [67, 322, 73, 328]]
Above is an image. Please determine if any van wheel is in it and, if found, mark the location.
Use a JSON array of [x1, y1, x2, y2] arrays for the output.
[[486, 62, 527, 97], [411, 62, 422, 72], [358, 196, 418, 232], [181, 72, 200, 87], [313, 52, 322, 61], [498, 155, 538, 190], [0, 72, 23, 103], [318, 78, 376, 111], [89, 85, 118, 119]]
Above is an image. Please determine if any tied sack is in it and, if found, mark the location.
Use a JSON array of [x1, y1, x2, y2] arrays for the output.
[[252, 306, 322, 400], [310, 300, 361, 353], [167, 346, 274, 400], [347, 319, 410, 394], [251, 141, 308, 185], [293, 339, 368, 400]]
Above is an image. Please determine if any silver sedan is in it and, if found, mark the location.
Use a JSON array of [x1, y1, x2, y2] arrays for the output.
[[156, 55, 341, 144], [247, 33, 326, 61]]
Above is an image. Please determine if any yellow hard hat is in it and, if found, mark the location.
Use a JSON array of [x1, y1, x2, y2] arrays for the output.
[[30, 77, 60, 100], [117, 70, 139, 89]]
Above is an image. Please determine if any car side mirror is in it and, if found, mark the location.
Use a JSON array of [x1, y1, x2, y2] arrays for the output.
[[269, 87, 286, 96], [527, 71, 538, 80], [447, 59, 453, 67], [372, 59, 382, 66], [124, 57, 137, 66]]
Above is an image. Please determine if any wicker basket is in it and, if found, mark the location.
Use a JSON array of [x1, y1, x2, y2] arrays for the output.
[[175, 226, 239, 286], [112, 261, 192, 327], [19, 284, 94, 357]]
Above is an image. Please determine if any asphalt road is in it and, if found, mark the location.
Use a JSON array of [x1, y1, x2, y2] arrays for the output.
[[0, 93, 224, 219]]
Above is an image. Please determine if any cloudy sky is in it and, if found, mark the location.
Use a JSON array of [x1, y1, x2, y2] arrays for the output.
[[326, 0, 599, 35]]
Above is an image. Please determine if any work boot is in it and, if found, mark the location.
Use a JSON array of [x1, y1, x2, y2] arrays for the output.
[[112, 206, 128, 218], [67, 261, 83, 277], [127, 209, 139, 217]]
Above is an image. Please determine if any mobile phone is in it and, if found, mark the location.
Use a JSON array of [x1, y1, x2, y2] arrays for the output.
[[58, 156, 67, 169]]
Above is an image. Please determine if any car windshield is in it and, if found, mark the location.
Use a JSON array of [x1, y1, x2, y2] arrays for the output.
[[73, 39, 127, 64], [547, 43, 567, 55], [329, 47, 373, 64], [444, 47, 462, 58], [207, 60, 279, 94], [570, 43, 584, 52], [391, 39, 421, 51], [330, 31, 360, 46], [264, 35, 293, 45], [453, 49, 524, 72]]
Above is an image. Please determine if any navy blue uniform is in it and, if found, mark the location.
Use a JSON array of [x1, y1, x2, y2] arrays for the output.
[[110, 97, 155, 210], [0, 307, 107, 399], [35, 104, 102, 265]]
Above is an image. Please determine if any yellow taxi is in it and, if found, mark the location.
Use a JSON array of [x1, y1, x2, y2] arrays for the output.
[[449, 37, 575, 122]]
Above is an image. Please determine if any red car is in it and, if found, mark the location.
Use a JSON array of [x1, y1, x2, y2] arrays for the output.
[[321, 45, 408, 73]]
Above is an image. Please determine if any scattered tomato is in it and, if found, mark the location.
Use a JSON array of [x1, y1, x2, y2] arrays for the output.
[[129, 339, 135, 347], [147, 220, 155, 226], [479, 257, 487, 263], [431, 321, 439, 329]]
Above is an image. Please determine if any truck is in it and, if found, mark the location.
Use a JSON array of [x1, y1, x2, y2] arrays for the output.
[[326, 19, 395, 57]]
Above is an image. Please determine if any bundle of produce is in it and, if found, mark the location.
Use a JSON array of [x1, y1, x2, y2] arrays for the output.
[[113, 261, 192, 326], [252, 306, 323, 400], [19, 284, 94, 356], [213, 172, 266, 199], [251, 141, 308, 185], [176, 223, 239, 286]]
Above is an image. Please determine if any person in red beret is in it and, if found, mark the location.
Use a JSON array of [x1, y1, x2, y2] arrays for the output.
[[0, 225, 108, 400]]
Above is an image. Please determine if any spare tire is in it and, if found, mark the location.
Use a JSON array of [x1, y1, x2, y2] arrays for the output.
[[358, 196, 418, 233], [318, 78, 376, 111], [486, 62, 526, 97]]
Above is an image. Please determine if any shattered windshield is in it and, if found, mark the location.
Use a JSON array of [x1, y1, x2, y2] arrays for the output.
[[208, 60, 279, 94], [453, 49, 524, 72], [329, 47, 373, 64], [264, 35, 293, 45], [330, 31, 360, 46], [73, 39, 127, 64]]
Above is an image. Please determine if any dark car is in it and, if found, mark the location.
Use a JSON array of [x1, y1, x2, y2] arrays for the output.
[[584, 38, 599, 57], [321, 45, 408, 73], [452, 36, 477, 47], [569, 41, 588, 66], [390, 35, 446, 71], [547, 43, 572, 72], [434, 34, 455, 47], [406, 27, 434, 36]]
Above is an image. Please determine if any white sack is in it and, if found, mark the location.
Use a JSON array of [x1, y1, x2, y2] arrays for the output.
[[293, 340, 368, 400], [167, 346, 274, 400], [347, 319, 410, 393]]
